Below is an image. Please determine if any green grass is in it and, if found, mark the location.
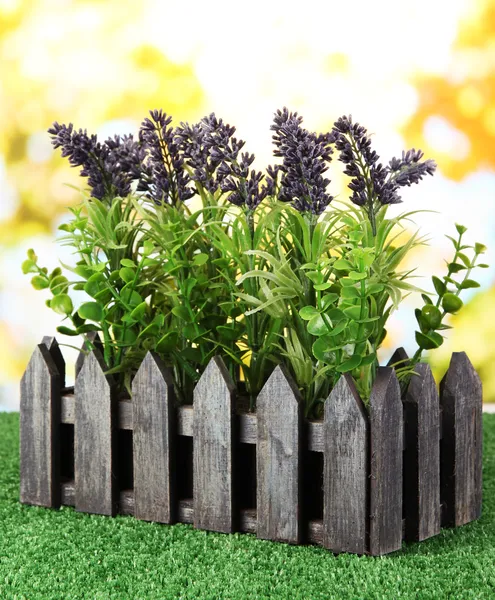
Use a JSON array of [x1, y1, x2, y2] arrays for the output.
[[1, 414, 495, 600]]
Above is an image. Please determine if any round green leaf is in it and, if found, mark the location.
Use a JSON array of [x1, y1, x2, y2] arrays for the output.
[[348, 271, 367, 281], [321, 293, 339, 309], [307, 314, 330, 336], [442, 293, 463, 314], [31, 275, 49, 290], [130, 301, 147, 321], [119, 267, 135, 283], [421, 304, 442, 330], [333, 259, 353, 270], [51, 294, 74, 315], [299, 306, 320, 321], [459, 279, 480, 290], [156, 331, 179, 352], [171, 305, 191, 321], [336, 355, 362, 373], [415, 330, 443, 350], [22, 259, 38, 274], [312, 337, 336, 364], [78, 301, 104, 321], [120, 258, 136, 268], [49, 275, 69, 295], [192, 253, 209, 266]]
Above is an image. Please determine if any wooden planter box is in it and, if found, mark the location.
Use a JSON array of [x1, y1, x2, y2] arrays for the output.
[[19, 336, 482, 556]]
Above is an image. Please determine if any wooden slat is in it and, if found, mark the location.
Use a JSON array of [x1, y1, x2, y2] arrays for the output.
[[20, 344, 61, 507], [387, 347, 409, 369], [132, 352, 176, 523], [403, 363, 441, 542], [60, 482, 324, 544], [369, 367, 403, 555], [324, 374, 368, 554], [257, 365, 303, 543], [440, 352, 482, 527], [193, 356, 236, 533], [74, 331, 103, 378], [60, 394, 326, 451], [74, 349, 117, 516], [42, 336, 66, 389]]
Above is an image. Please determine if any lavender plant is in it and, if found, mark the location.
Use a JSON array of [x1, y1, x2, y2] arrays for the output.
[[22, 107, 487, 416]]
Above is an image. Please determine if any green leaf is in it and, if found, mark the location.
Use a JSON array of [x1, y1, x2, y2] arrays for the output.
[[421, 294, 434, 306], [130, 302, 147, 321], [343, 305, 362, 320], [171, 305, 191, 321], [341, 286, 360, 299], [27, 248, 37, 261], [183, 277, 197, 298], [448, 262, 465, 274], [22, 259, 37, 274], [74, 265, 93, 280], [93, 288, 112, 304], [299, 306, 320, 321], [475, 242, 487, 254], [333, 259, 353, 270], [305, 271, 324, 285], [455, 223, 467, 235], [49, 275, 69, 295], [216, 326, 240, 341], [51, 294, 74, 315], [415, 308, 429, 334], [56, 326, 78, 336], [459, 279, 480, 290], [432, 276, 446, 296], [142, 239, 154, 256], [442, 293, 463, 314], [307, 314, 330, 336], [312, 336, 336, 364], [340, 277, 357, 287], [348, 271, 367, 280], [156, 331, 179, 353], [415, 330, 443, 350], [314, 282, 333, 291], [336, 355, 362, 373], [365, 283, 384, 295], [478, 263, 489, 268], [76, 324, 102, 334], [119, 267, 135, 283], [321, 293, 339, 310], [326, 320, 347, 337], [120, 287, 143, 308], [457, 252, 471, 267], [120, 258, 136, 268], [421, 305, 442, 329], [31, 275, 49, 290], [192, 253, 209, 266], [78, 301, 104, 321], [183, 324, 206, 340], [360, 353, 377, 366]]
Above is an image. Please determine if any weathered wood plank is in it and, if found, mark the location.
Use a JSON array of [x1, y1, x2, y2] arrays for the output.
[[74, 331, 103, 378], [257, 365, 303, 543], [440, 352, 482, 527], [403, 363, 441, 541], [324, 374, 368, 554], [74, 349, 117, 516], [42, 336, 66, 389], [193, 356, 236, 533], [369, 367, 403, 555], [132, 352, 176, 523], [387, 347, 409, 369], [20, 344, 61, 507]]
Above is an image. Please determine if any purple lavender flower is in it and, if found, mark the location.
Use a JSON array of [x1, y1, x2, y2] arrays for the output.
[[180, 112, 268, 211], [269, 108, 335, 215], [137, 110, 195, 205], [48, 123, 142, 199], [333, 115, 436, 210]]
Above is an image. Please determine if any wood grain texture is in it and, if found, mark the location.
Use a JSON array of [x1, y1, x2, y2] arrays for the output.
[[387, 347, 409, 370], [403, 363, 441, 541], [324, 374, 368, 554], [369, 367, 403, 555], [193, 356, 236, 533], [257, 365, 303, 543], [132, 352, 176, 523], [20, 344, 61, 507], [42, 336, 66, 389], [74, 331, 103, 378], [74, 349, 117, 516], [440, 352, 483, 527]]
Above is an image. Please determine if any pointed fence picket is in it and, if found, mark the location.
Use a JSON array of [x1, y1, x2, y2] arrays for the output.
[[19, 338, 483, 556]]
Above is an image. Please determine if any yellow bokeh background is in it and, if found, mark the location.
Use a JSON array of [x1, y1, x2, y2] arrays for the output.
[[1, 0, 494, 408]]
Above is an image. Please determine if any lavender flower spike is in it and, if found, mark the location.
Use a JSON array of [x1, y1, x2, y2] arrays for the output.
[[270, 108, 334, 215]]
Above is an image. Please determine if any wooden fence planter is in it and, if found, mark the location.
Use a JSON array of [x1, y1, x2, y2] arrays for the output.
[[19, 336, 483, 556]]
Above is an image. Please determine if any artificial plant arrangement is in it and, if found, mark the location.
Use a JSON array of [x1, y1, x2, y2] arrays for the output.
[[22, 108, 488, 418]]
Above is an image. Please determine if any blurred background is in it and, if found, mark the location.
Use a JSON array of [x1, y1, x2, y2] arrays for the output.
[[1, 0, 494, 410]]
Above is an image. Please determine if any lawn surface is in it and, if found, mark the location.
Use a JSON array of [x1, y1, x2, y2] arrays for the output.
[[1, 413, 494, 600]]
